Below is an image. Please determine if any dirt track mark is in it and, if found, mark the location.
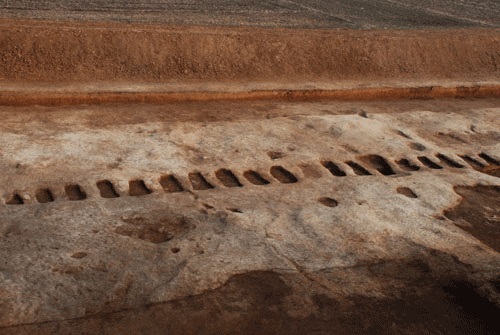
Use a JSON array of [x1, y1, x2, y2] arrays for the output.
[[417, 156, 443, 169], [160, 175, 184, 193], [129, 180, 151, 197], [459, 152, 500, 178], [321, 161, 347, 177], [215, 169, 243, 188], [396, 158, 421, 171], [318, 197, 339, 207], [35, 188, 54, 203], [243, 170, 270, 186], [6, 193, 23, 205], [346, 161, 372, 176], [188, 172, 214, 190], [436, 154, 464, 168], [270, 166, 298, 184], [3, 85, 499, 107], [460, 155, 485, 169], [397, 187, 418, 198], [97, 180, 120, 198], [65, 184, 87, 201], [409, 142, 426, 151], [360, 155, 396, 176], [479, 153, 500, 165], [1, 151, 497, 206]]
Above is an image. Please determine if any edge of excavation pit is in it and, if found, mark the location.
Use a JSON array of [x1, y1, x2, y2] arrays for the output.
[[0, 84, 499, 106], [0, 20, 499, 106]]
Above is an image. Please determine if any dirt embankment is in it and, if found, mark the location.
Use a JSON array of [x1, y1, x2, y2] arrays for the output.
[[0, 20, 499, 105], [0, 20, 499, 85]]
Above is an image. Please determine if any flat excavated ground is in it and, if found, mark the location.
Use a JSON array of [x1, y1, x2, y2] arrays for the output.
[[0, 99, 499, 334]]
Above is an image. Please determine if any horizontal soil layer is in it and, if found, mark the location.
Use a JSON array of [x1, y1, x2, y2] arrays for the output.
[[0, 0, 499, 29], [1, 84, 499, 106], [0, 20, 499, 87]]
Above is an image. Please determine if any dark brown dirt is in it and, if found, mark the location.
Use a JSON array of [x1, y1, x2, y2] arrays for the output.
[[5, 193, 23, 205], [360, 155, 396, 175], [35, 188, 55, 203], [64, 184, 87, 201], [243, 170, 270, 185], [215, 169, 243, 188], [445, 185, 500, 252], [397, 187, 418, 198], [159, 175, 185, 193], [270, 166, 298, 184], [128, 179, 152, 197], [3, 255, 498, 335], [188, 172, 214, 190], [96, 180, 120, 198], [483, 166, 500, 177], [116, 214, 191, 244], [318, 197, 339, 207]]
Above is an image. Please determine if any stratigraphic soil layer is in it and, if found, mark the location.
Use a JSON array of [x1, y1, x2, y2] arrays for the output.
[[0, 20, 498, 85]]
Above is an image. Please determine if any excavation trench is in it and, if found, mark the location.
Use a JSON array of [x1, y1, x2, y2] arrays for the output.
[[0, 18, 499, 335]]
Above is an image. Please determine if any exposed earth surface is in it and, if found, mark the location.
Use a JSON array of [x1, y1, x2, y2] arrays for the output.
[[0, 1, 499, 334]]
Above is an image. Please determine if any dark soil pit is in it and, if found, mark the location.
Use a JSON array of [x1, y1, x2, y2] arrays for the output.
[[445, 185, 500, 252]]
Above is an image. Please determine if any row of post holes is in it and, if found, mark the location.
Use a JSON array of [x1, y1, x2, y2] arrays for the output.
[[5, 152, 499, 205]]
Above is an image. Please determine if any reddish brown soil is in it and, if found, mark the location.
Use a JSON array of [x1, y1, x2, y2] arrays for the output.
[[1, 85, 499, 106], [0, 98, 498, 127], [482, 166, 500, 178], [0, 19, 498, 85]]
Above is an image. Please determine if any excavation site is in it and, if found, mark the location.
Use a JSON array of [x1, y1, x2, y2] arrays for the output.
[[0, 1, 499, 334]]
